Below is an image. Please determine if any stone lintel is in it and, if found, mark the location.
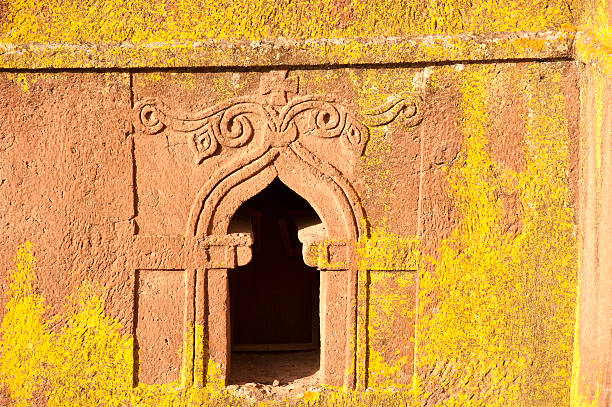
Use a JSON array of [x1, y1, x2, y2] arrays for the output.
[[0, 30, 574, 70], [128, 234, 253, 270]]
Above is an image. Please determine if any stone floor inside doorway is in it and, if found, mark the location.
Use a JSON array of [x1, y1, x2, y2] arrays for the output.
[[227, 350, 321, 402]]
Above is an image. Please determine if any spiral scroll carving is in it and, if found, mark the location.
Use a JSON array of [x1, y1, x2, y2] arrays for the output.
[[362, 94, 424, 128], [132, 72, 423, 164], [217, 104, 257, 148]]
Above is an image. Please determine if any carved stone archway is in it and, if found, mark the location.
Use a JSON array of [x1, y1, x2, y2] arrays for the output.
[[190, 145, 367, 386], [130, 70, 422, 388]]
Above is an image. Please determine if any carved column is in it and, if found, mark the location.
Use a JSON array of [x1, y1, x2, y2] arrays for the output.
[[125, 233, 252, 387], [302, 238, 356, 386]]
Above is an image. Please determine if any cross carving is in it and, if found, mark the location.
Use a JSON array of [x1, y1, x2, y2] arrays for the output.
[[258, 70, 299, 106]]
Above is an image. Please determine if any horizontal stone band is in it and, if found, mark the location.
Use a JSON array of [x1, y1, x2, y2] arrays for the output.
[[0, 30, 574, 70]]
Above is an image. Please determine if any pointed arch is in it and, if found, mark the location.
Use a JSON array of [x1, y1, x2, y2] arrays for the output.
[[186, 141, 367, 242], [185, 140, 367, 388]]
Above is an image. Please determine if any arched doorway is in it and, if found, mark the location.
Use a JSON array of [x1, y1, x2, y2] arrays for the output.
[[131, 70, 423, 389], [228, 178, 321, 385], [188, 146, 366, 388]]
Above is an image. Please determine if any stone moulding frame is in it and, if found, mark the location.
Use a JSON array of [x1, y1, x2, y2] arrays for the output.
[[129, 70, 423, 388], [0, 30, 574, 69]]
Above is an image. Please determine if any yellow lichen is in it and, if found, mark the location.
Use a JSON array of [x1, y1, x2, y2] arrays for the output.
[[575, 0, 612, 76], [5, 73, 30, 92], [0, 242, 51, 407], [418, 64, 577, 405], [0, 2, 578, 73], [569, 296, 600, 407], [0, 0, 578, 45], [357, 226, 420, 271], [0, 11, 587, 400], [0, 243, 239, 407]]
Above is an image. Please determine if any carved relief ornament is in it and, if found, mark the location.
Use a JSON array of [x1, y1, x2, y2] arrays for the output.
[[133, 70, 423, 163]]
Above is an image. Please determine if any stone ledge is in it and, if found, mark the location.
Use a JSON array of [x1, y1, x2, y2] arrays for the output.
[[0, 30, 574, 69]]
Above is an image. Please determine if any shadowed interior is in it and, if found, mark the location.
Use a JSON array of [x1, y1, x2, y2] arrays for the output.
[[228, 178, 321, 385]]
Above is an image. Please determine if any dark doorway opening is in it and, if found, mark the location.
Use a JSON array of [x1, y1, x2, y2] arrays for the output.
[[228, 179, 321, 386]]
